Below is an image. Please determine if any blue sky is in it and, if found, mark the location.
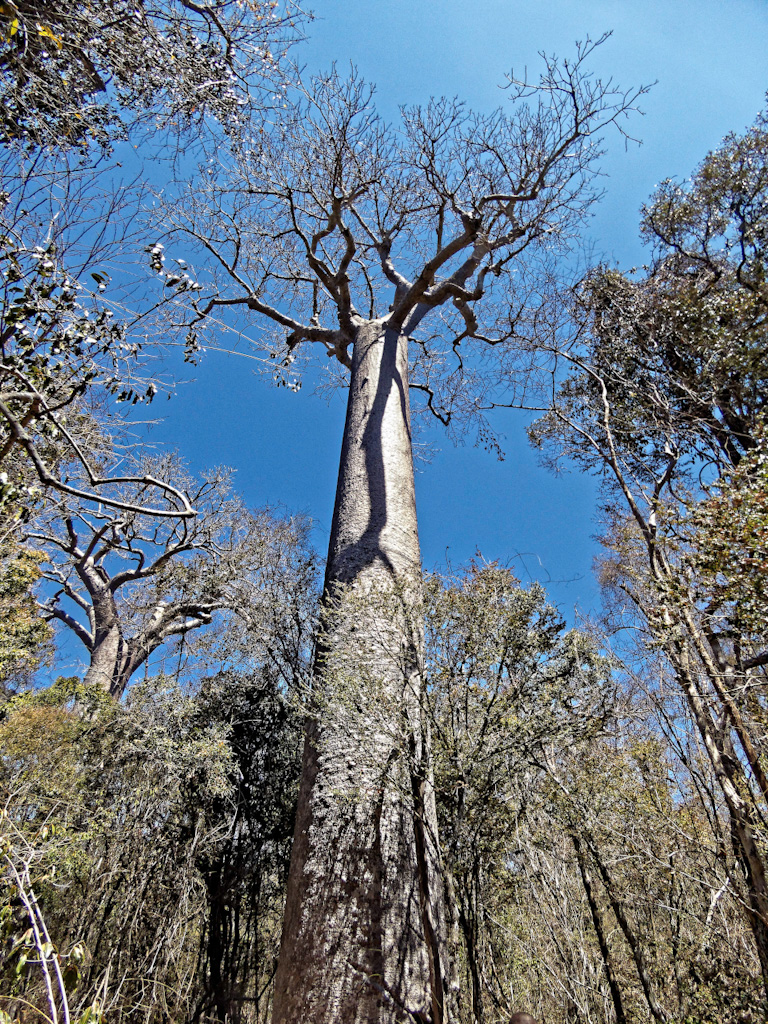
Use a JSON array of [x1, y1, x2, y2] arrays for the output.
[[143, 0, 768, 623]]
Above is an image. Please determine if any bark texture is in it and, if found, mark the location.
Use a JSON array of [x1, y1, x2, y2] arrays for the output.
[[80, 582, 182, 699], [272, 322, 447, 1024], [80, 573, 137, 697]]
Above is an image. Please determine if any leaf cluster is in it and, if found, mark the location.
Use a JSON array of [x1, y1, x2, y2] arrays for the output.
[[531, 103, 768, 492], [0, 539, 50, 688], [684, 427, 768, 642], [0, 234, 155, 515], [0, 0, 305, 150]]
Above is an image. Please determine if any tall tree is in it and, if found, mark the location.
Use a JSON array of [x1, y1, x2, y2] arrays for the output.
[[167, 43, 645, 1021], [527, 107, 768, 998], [424, 563, 616, 1023]]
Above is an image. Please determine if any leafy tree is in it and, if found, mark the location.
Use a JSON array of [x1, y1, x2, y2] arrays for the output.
[[684, 427, 768, 645], [0, 0, 304, 149], [193, 669, 303, 1024], [424, 562, 617, 1023], [0, 501, 313, 1023], [527, 720, 766, 1024], [0, 0, 306, 528], [165, 44, 646, 1020], [428, 622, 765, 1024], [0, 676, 238, 1024], [528, 107, 768, 997], [0, 230, 191, 518]]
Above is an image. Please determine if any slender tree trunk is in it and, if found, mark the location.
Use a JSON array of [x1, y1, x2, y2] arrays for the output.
[[671, 651, 768, 993], [272, 321, 447, 1024], [457, 871, 486, 1024], [586, 835, 668, 1023], [572, 834, 628, 1024]]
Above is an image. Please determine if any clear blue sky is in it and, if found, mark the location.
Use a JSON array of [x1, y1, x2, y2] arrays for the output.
[[145, 0, 768, 622]]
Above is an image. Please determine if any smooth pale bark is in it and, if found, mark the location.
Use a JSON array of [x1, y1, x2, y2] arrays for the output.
[[83, 587, 131, 696], [75, 575, 213, 699], [81, 586, 147, 698], [272, 322, 447, 1024]]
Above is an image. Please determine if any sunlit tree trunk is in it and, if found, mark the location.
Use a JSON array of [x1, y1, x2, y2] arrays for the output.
[[82, 586, 126, 695], [80, 586, 144, 698], [272, 321, 447, 1024]]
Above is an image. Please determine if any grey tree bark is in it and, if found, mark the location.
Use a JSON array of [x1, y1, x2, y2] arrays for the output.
[[31, 467, 279, 700], [82, 584, 132, 696], [272, 322, 448, 1024]]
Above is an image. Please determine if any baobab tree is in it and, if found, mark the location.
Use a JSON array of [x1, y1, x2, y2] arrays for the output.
[[29, 452, 302, 698], [166, 39, 645, 1023]]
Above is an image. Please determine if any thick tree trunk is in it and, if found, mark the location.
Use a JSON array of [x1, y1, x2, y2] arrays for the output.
[[81, 587, 142, 698], [83, 588, 126, 695], [272, 321, 447, 1024]]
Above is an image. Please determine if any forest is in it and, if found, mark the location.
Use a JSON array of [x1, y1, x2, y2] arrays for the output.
[[0, 2, 767, 1023]]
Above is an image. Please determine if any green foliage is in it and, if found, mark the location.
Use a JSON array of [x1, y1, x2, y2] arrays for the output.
[[532, 104, 768, 490], [425, 562, 618, 1022], [0, 0, 303, 150], [422, 564, 767, 1024], [428, 562, 616, 861], [641, 107, 768, 297], [685, 428, 768, 640], [524, 105, 768, 1022], [192, 669, 302, 1022], [546, 730, 765, 1024], [0, 669, 301, 1024], [0, 540, 51, 688]]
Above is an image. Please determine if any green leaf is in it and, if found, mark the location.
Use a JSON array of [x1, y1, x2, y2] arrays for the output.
[[78, 1001, 103, 1024]]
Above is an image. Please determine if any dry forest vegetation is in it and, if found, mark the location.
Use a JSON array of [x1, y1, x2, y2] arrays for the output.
[[0, 2, 767, 1023]]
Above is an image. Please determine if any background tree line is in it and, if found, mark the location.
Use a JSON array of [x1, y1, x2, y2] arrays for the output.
[[0, 1, 766, 1022], [2, 556, 765, 1024]]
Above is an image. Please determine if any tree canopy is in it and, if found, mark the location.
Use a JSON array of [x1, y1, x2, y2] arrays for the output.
[[0, 0, 304, 149], [528, 106, 768, 998]]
